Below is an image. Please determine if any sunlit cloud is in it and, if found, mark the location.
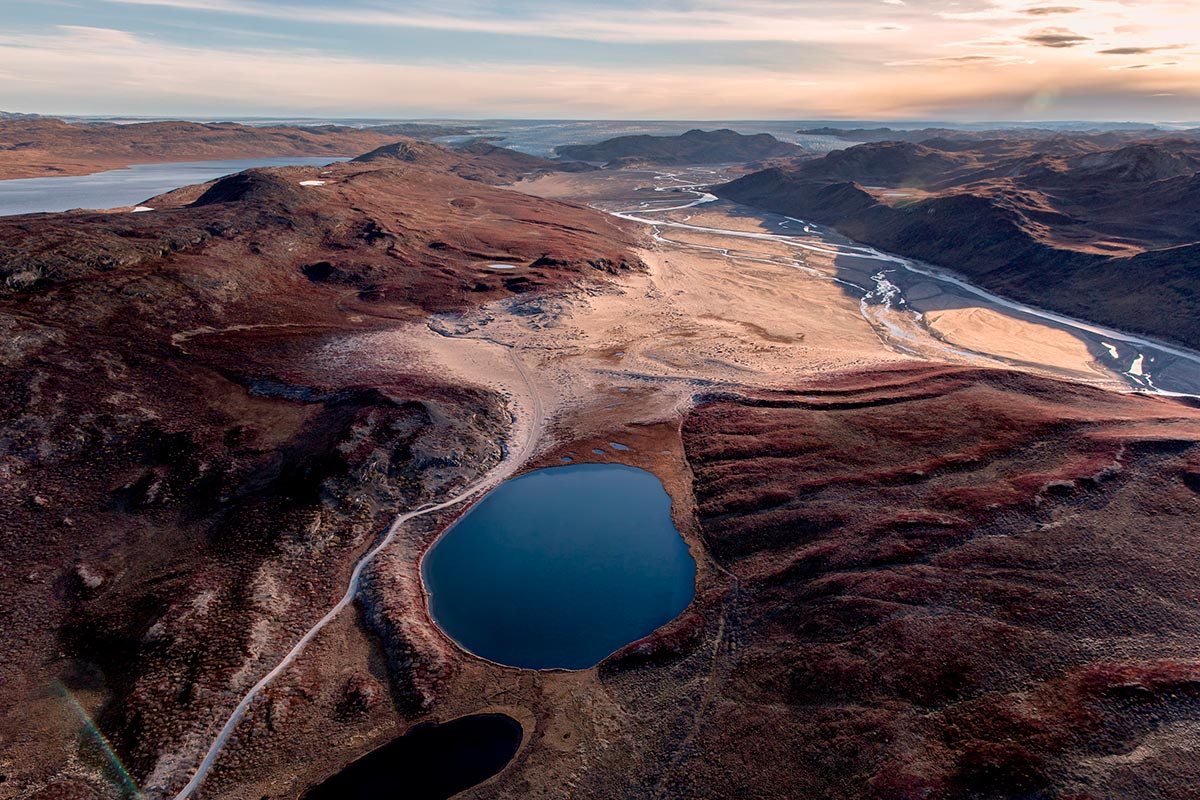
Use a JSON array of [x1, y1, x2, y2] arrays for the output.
[[0, 26, 887, 117], [939, 0, 1109, 22], [96, 0, 918, 44], [1098, 44, 1187, 55], [0, 0, 1197, 119], [1021, 27, 1093, 47], [946, 36, 1027, 47], [1019, 6, 1083, 16], [888, 54, 1037, 67], [1, 23, 1196, 120], [1106, 61, 1178, 70]]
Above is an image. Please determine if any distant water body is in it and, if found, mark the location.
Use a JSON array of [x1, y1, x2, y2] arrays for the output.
[[58, 116, 861, 157], [0, 156, 345, 216], [431, 119, 855, 157], [0, 122, 852, 216]]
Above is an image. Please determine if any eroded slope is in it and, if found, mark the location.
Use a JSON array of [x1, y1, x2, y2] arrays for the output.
[[669, 366, 1200, 798]]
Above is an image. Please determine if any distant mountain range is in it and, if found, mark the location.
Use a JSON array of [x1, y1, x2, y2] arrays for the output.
[[797, 125, 1200, 142], [555, 128, 806, 166], [349, 138, 595, 182], [0, 117, 477, 180]]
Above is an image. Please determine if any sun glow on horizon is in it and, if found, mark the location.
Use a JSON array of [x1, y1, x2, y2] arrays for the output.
[[0, 0, 1197, 120]]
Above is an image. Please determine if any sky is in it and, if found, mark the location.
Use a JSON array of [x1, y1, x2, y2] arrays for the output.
[[1, 0, 1198, 121]]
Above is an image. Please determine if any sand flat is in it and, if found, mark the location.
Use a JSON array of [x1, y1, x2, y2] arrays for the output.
[[923, 306, 1108, 377]]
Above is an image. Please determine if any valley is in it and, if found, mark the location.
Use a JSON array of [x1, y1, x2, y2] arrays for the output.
[[3, 125, 1199, 800]]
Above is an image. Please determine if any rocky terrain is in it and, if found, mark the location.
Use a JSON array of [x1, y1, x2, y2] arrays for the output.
[[664, 365, 1200, 799], [555, 128, 806, 167], [716, 136, 1200, 349], [0, 118, 477, 180], [0, 138, 642, 797], [5, 120, 1200, 800], [466, 364, 1200, 800]]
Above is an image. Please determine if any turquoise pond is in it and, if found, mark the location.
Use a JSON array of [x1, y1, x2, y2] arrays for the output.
[[421, 464, 696, 670]]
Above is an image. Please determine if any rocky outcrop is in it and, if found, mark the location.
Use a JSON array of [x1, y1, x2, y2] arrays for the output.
[[352, 138, 595, 184], [358, 549, 459, 713], [791, 141, 969, 188]]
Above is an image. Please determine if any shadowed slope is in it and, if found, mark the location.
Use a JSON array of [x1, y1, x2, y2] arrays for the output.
[[556, 129, 806, 166], [716, 138, 1200, 349]]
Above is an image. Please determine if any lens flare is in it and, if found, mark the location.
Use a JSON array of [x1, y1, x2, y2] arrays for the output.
[[54, 681, 142, 798]]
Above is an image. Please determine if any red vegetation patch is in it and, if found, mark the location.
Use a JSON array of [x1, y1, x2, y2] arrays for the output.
[[602, 605, 710, 673], [675, 365, 1200, 798]]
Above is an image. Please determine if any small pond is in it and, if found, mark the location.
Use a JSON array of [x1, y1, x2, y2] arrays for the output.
[[422, 464, 696, 670], [302, 714, 522, 800]]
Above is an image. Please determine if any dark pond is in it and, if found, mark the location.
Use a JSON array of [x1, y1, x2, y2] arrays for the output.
[[302, 714, 522, 800], [422, 463, 696, 670]]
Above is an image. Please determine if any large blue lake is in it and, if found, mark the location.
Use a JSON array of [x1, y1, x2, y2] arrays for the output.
[[0, 156, 345, 216], [422, 464, 696, 670]]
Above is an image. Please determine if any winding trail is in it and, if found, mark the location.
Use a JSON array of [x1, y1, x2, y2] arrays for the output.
[[649, 610, 729, 800], [167, 167, 1198, 797], [169, 339, 544, 800]]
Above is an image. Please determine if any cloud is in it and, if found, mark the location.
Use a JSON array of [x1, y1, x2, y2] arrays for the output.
[[1021, 27, 1092, 47], [1098, 44, 1186, 55], [3, 23, 1195, 121], [3, 0, 1197, 121], [1019, 6, 1082, 15], [54, 25, 142, 47], [1106, 61, 1178, 70], [946, 36, 1027, 47], [888, 54, 1036, 67], [96, 0, 915, 45], [0, 26, 918, 118]]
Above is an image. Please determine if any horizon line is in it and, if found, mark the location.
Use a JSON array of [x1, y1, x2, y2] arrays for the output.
[[5, 111, 1198, 128]]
